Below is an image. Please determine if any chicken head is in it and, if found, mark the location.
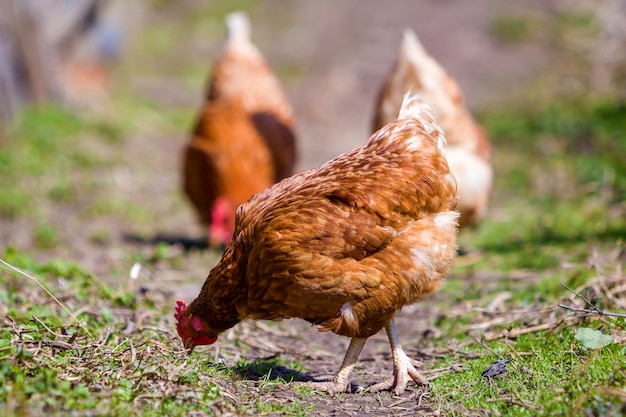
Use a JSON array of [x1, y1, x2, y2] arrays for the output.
[[174, 300, 218, 350]]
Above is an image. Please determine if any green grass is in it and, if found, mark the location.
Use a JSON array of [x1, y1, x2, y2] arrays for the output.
[[0, 249, 228, 416], [467, 97, 626, 276], [0, 105, 125, 222], [427, 321, 626, 416], [489, 16, 535, 44]]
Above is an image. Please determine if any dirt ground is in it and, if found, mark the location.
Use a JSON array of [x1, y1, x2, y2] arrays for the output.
[[2, 1, 570, 415]]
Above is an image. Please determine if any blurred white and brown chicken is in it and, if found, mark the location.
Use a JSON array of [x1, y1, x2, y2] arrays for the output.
[[183, 12, 297, 246], [373, 29, 492, 228]]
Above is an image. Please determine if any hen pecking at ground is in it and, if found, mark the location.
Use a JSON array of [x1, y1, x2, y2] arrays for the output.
[[175, 93, 459, 395]]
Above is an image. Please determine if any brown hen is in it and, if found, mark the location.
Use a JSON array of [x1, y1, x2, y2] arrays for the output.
[[373, 29, 492, 228], [175, 94, 459, 394], [183, 12, 296, 245]]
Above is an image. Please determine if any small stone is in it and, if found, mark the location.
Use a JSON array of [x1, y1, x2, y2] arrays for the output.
[[481, 358, 512, 378]]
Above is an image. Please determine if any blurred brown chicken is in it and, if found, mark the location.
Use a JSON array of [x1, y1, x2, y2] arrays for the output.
[[373, 29, 492, 228], [183, 12, 297, 245], [175, 94, 459, 395]]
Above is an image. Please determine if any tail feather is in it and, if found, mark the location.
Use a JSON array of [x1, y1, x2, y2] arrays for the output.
[[397, 93, 434, 120], [398, 93, 446, 151], [225, 12, 251, 46], [399, 28, 447, 93], [400, 28, 426, 64]]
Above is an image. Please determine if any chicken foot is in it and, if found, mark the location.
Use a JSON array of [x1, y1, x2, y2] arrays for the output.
[[305, 336, 367, 394], [368, 319, 428, 395]]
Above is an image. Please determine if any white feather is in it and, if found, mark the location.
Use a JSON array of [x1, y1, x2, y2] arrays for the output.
[[340, 302, 357, 327], [226, 12, 251, 47]]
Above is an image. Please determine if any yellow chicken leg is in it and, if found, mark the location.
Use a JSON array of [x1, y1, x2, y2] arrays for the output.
[[306, 337, 367, 394], [369, 319, 428, 395]]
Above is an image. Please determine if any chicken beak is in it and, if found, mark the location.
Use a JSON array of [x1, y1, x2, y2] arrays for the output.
[[183, 340, 195, 353]]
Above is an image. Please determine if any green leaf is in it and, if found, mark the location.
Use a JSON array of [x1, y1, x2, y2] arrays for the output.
[[575, 327, 613, 349]]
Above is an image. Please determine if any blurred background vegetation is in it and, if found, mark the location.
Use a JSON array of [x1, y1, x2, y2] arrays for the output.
[[1, 0, 624, 268]]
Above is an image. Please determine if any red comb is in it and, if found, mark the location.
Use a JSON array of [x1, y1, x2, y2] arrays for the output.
[[174, 300, 186, 320]]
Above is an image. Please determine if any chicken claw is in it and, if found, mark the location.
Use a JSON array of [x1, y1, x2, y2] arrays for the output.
[[369, 320, 429, 395], [368, 347, 428, 394], [304, 337, 367, 394]]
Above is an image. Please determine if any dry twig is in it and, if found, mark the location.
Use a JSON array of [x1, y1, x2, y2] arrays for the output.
[[558, 283, 626, 318]]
